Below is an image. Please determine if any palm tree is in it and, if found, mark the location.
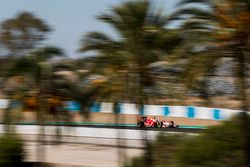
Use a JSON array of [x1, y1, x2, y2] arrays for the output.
[[170, 0, 250, 165], [79, 1, 182, 166], [170, 0, 249, 103], [79, 0, 182, 107], [2, 46, 65, 165]]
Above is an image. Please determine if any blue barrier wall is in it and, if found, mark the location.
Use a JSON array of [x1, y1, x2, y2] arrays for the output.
[[0, 99, 242, 121], [84, 102, 241, 121]]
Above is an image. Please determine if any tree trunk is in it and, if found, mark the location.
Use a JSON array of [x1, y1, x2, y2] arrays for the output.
[[236, 47, 250, 166], [37, 95, 46, 166], [114, 101, 126, 167]]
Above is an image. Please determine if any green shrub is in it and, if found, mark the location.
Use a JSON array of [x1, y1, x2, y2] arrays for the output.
[[0, 134, 24, 167], [177, 114, 248, 167], [124, 133, 189, 167]]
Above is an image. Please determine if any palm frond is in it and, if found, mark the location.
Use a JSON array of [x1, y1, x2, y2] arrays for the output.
[[182, 52, 219, 89], [146, 7, 169, 26], [79, 32, 121, 52], [31, 46, 64, 61], [177, 0, 212, 6], [180, 19, 216, 31], [97, 14, 122, 35], [4, 57, 41, 80], [169, 8, 217, 22]]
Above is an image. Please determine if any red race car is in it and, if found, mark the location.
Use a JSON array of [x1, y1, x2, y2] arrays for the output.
[[161, 120, 179, 128], [137, 117, 179, 128], [137, 116, 162, 128]]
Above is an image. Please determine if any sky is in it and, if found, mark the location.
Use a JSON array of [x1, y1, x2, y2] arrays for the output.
[[0, 0, 178, 58]]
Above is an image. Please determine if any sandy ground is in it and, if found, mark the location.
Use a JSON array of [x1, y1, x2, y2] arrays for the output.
[[84, 113, 221, 126]]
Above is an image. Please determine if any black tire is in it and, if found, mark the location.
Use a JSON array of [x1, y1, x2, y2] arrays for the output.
[[153, 122, 158, 128], [159, 121, 163, 128], [139, 121, 145, 128]]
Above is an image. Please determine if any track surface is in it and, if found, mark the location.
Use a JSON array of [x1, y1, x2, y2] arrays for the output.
[[0, 124, 203, 142], [0, 124, 203, 167]]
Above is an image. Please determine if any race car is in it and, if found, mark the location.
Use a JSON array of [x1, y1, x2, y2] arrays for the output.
[[160, 120, 179, 128], [137, 116, 179, 128], [137, 116, 161, 128]]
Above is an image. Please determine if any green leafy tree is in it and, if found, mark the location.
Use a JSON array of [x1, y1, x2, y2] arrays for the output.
[[0, 12, 50, 57]]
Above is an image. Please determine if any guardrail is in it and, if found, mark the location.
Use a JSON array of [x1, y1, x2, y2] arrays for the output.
[[88, 102, 242, 121], [0, 99, 242, 121]]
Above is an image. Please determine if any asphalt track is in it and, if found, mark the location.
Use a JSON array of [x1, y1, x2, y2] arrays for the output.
[[0, 123, 203, 143], [0, 122, 204, 134]]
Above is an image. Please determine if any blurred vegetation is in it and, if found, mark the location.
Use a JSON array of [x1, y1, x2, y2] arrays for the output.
[[124, 133, 187, 167], [169, 0, 250, 106], [79, 0, 182, 106], [170, 0, 250, 164], [0, 0, 249, 166], [0, 12, 50, 57], [177, 114, 248, 167], [0, 0, 248, 110], [125, 114, 250, 167], [0, 134, 24, 167]]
